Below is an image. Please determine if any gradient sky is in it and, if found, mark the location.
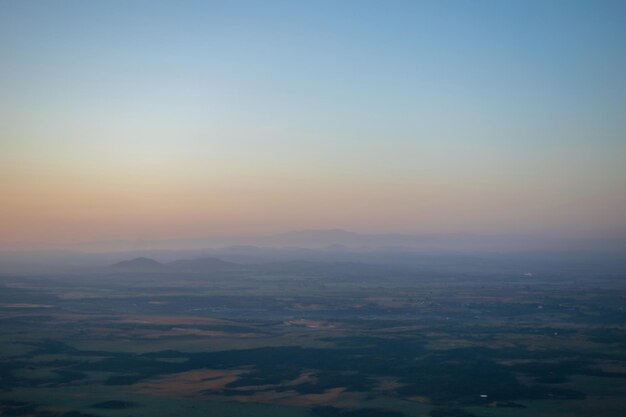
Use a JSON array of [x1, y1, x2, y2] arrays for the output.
[[1, 0, 625, 248]]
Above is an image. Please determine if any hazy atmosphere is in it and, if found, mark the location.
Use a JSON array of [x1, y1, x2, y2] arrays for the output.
[[2, 3, 626, 417], [2, 0, 625, 250]]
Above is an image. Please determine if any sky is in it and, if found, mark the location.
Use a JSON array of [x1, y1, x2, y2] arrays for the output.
[[1, 0, 625, 249]]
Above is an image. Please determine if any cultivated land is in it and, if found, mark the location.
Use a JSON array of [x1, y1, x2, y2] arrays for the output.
[[0, 258, 625, 417]]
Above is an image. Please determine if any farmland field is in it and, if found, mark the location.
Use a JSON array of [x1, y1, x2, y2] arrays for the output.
[[1, 262, 625, 417]]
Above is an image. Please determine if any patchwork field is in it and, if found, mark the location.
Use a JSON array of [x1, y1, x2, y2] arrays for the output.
[[0, 265, 625, 417]]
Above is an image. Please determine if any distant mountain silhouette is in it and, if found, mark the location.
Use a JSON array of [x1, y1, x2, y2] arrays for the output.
[[110, 257, 164, 271], [265, 229, 546, 251], [109, 256, 239, 273], [106, 254, 406, 281], [68, 228, 626, 253], [266, 229, 437, 247]]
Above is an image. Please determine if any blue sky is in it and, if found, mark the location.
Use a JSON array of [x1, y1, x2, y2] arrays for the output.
[[1, 0, 625, 246]]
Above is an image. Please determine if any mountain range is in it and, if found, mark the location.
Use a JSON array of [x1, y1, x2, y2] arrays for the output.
[[1, 229, 625, 275], [66, 228, 626, 252]]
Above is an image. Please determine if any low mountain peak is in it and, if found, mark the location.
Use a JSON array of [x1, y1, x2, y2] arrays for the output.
[[110, 257, 162, 269]]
